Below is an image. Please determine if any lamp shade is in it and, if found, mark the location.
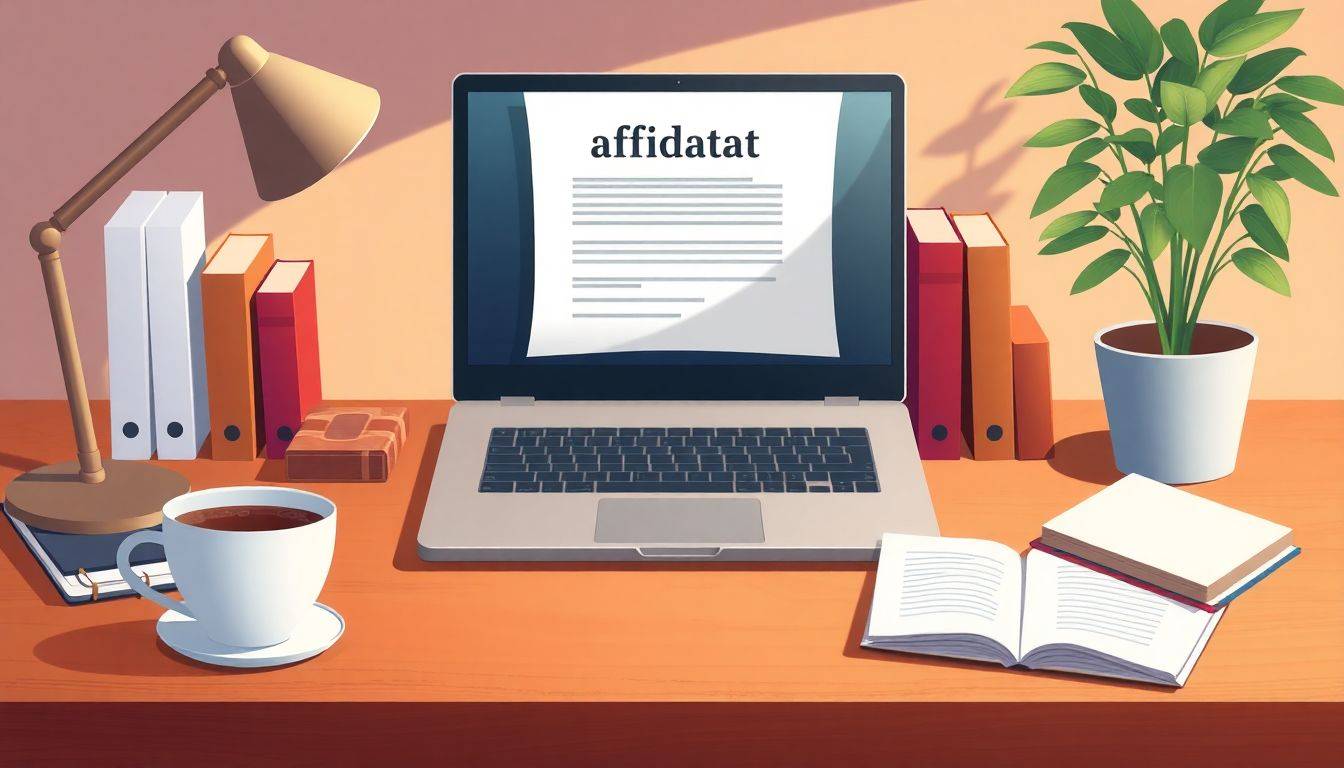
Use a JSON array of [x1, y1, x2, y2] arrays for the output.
[[220, 36, 380, 201]]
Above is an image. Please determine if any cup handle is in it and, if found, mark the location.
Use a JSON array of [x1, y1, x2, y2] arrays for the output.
[[116, 529, 194, 619]]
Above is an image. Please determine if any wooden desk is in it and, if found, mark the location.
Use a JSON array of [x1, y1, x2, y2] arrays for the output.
[[1, 400, 1340, 763]]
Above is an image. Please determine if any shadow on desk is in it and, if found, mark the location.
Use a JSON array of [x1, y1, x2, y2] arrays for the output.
[[1047, 430, 1124, 486], [31, 620, 276, 677], [838, 556, 1176, 693], [392, 424, 870, 574]]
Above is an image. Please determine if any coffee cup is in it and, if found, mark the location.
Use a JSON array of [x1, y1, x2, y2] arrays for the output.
[[117, 486, 336, 648]]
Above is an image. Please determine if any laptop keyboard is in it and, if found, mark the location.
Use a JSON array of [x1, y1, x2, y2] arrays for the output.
[[479, 427, 880, 494]]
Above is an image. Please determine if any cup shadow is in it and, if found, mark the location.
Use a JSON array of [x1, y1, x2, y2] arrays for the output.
[[840, 558, 1175, 693], [32, 619, 274, 677], [1046, 430, 1123, 486]]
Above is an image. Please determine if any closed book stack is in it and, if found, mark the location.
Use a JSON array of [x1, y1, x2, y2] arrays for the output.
[[286, 406, 409, 482], [905, 208, 964, 460], [1010, 305, 1054, 460], [950, 212, 1014, 460], [202, 234, 276, 460], [255, 260, 322, 459]]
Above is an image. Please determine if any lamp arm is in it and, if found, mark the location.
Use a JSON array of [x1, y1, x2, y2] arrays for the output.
[[28, 66, 228, 484]]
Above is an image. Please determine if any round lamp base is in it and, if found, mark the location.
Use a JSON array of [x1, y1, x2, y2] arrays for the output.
[[4, 460, 190, 534]]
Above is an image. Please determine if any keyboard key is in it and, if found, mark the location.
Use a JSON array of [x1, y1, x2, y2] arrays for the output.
[[762, 481, 785, 493], [491, 427, 517, 437], [519, 428, 544, 437], [789, 427, 814, 436], [489, 436, 514, 447], [541, 482, 564, 493], [733, 471, 757, 482], [544, 428, 569, 437], [831, 435, 868, 446], [735, 481, 762, 492], [481, 471, 534, 482], [584, 471, 607, 481], [830, 472, 878, 483], [786, 482, 808, 493], [635, 472, 661, 482], [668, 428, 691, 436], [516, 481, 541, 493], [641, 427, 666, 436], [808, 485, 831, 493], [765, 428, 789, 436], [856, 482, 880, 493], [691, 428, 715, 436], [536, 471, 560, 481], [715, 427, 740, 437], [710, 472, 733, 482], [564, 482, 594, 492], [741, 427, 764, 436], [593, 428, 616, 436], [479, 481, 513, 492], [660, 471, 687, 481], [619, 427, 641, 436], [804, 471, 829, 481], [832, 481, 855, 492], [688, 471, 710, 481], [561, 472, 585, 482], [595, 482, 734, 493]]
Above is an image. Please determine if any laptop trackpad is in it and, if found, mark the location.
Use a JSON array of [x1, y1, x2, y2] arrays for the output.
[[595, 499, 764, 543]]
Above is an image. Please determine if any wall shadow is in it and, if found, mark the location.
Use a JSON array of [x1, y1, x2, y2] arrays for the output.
[[1047, 430, 1123, 486], [919, 80, 1022, 211]]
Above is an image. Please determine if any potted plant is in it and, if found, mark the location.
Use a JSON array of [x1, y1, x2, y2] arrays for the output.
[[1007, 0, 1339, 483]]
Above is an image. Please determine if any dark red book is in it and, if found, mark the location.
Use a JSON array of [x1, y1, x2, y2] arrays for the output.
[[905, 208, 965, 459], [254, 260, 322, 460]]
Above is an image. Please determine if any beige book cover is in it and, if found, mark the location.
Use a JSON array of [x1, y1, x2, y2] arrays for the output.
[[1041, 474, 1293, 602]]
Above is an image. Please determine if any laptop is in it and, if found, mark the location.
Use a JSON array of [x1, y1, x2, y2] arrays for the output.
[[417, 74, 938, 561]]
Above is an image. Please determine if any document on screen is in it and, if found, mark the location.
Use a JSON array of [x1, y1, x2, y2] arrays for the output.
[[522, 91, 843, 358]]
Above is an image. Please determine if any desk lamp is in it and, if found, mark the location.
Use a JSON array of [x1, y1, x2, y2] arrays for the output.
[[5, 36, 379, 534]]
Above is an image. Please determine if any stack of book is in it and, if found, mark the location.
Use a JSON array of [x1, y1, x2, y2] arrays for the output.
[[906, 209, 1053, 461]]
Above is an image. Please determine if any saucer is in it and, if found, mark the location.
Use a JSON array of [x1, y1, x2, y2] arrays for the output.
[[157, 602, 345, 669]]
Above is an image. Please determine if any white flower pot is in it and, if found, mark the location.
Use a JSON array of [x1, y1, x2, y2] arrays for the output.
[[1094, 320, 1257, 484]]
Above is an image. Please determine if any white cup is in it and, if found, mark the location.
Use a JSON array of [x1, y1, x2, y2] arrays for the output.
[[117, 486, 336, 648]]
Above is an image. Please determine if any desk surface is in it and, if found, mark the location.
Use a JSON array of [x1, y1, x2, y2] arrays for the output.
[[1, 400, 1340, 703]]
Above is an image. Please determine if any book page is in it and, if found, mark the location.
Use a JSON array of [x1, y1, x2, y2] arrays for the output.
[[864, 534, 1024, 663], [522, 91, 841, 358], [1019, 550, 1220, 682]]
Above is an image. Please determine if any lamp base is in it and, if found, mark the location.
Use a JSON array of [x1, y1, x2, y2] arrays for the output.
[[4, 460, 190, 534]]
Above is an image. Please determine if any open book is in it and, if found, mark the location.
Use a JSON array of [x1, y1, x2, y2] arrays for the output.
[[862, 534, 1224, 687]]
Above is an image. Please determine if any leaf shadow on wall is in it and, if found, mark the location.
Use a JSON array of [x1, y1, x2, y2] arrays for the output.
[[918, 80, 1022, 212]]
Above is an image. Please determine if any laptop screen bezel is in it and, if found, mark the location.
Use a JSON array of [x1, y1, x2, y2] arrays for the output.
[[453, 73, 905, 401]]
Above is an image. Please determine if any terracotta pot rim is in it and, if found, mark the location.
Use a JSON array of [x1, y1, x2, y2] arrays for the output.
[[1093, 320, 1257, 360]]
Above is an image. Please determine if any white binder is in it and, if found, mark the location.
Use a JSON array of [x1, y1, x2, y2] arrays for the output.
[[105, 191, 167, 460], [146, 192, 211, 460]]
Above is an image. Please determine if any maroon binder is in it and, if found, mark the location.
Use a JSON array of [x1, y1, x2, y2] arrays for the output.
[[905, 209, 965, 459], [255, 261, 322, 460]]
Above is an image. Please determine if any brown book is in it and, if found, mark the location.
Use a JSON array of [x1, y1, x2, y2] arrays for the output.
[[285, 406, 409, 482], [1010, 305, 1054, 460], [201, 234, 275, 460], [950, 213, 1014, 460]]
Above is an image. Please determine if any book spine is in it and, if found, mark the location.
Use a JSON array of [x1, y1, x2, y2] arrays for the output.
[[146, 192, 210, 460], [105, 191, 166, 460], [906, 229, 964, 460], [256, 263, 322, 460], [202, 236, 275, 460], [960, 225, 1015, 460], [1011, 306, 1054, 460]]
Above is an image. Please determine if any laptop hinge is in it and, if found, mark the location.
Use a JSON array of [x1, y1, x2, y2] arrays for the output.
[[824, 396, 860, 406], [500, 396, 535, 406]]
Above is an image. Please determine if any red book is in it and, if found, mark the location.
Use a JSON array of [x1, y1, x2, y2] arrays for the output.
[[254, 261, 322, 460], [905, 209, 965, 459]]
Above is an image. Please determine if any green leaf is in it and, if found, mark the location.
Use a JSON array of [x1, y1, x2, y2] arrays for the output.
[[1240, 204, 1289, 260], [1199, 0, 1263, 49], [1064, 22, 1145, 80], [1039, 210, 1098, 241], [1270, 108, 1334, 160], [1198, 136, 1257, 173], [1028, 40, 1079, 55], [1071, 249, 1132, 294], [1267, 145, 1338, 195], [1031, 163, 1102, 217], [1214, 107, 1273, 138], [1246, 172, 1290, 237], [1006, 62, 1087, 96], [1151, 57, 1197, 102], [1202, 103, 1223, 129], [1196, 56, 1245, 105], [1102, 0, 1163, 73], [1231, 247, 1291, 295], [1260, 92, 1314, 112], [1124, 97, 1160, 122], [1140, 203, 1174, 256], [1276, 75, 1344, 105], [1257, 164, 1291, 181], [1228, 48, 1304, 94], [1041, 225, 1109, 255], [1160, 81, 1210, 125], [1068, 137, 1110, 164], [1098, 171, 1155, 211], [1161, 19, 1199, 66], [1164, 163, 1223, 251], [1079, 85, 1118, 123], [1096, 203, 1122, 222], [1155, 125, 1187, 155], [1209, 10, 1303, 57], [1024, 118, 1102, 148], [1107, 128, 1157, 164]]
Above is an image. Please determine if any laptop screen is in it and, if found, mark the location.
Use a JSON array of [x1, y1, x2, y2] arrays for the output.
[[454, 75, 904, 400]]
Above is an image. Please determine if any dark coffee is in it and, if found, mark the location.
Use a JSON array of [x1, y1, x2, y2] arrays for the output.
[[178, 505, 322, 532]]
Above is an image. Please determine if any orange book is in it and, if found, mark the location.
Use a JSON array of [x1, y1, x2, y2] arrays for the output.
[[1010, 305, 1054, 460], [202, 234, 276, 459], [950, 213, 1014, 460]]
